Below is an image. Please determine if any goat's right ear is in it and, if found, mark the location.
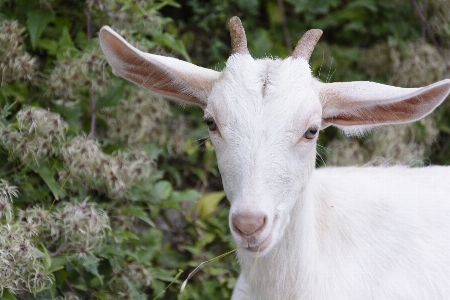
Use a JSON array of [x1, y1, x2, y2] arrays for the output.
[[99, 26, 221, 107]]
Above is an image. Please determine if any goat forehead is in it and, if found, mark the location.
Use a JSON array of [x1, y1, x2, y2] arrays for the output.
[[208, 56, 319, 133]]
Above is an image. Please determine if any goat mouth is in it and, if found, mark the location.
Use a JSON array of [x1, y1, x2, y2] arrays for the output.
[[244, 214, 278, 252], [245, 233, 272, 252]]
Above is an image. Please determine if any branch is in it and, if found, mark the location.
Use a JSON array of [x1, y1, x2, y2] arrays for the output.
[[85, 5, 95, 198], [86, 5, 92, 41], [49, 240, 67, 257], [420, 0, 427, 40], [277, 0, 292, 54], [410, 0, 450, 70]]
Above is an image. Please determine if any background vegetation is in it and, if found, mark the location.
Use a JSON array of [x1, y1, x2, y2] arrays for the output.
[[0, 0, 449, 299]]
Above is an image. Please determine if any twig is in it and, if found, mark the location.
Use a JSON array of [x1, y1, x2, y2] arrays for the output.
[[277, 0, 292, 54], [86, 5, 92, 41], [49, 239, 68, 257]]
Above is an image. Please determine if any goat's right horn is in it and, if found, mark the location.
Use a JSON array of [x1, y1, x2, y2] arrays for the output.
[[228, 16, 249, 55], [292, 29, 323, 61]]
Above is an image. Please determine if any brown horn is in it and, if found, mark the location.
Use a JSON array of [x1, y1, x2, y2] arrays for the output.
[[292, 29, 323, 61], [228, 16, 249, 55]]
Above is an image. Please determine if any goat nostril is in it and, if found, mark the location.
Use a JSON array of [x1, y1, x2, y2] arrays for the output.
[[232, 213, 266, 238]]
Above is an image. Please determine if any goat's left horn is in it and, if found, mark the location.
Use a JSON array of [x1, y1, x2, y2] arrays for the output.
[[228, 16, 249, 55], [292, 29, 323, 61]]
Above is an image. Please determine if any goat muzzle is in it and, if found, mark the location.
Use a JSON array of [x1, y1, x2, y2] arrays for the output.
[[231, 212, 267, 240]]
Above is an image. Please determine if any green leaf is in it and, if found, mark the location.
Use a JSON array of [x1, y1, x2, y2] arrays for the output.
[[115, 0, 145, 14], [148, 0, 181, 11], [82, 255, 104, 286], [56, 27, 77, 60], [347, 0, 378, 12], [113, 230, 140, 243], [194, 191, 226, 219], [143, 143, 165, 159], [152, 32, 191, 62], [31, 161, 65, 200], [169, 189, 201, 203], [73, 284, 88, 291], [191, 167, 206, 185], [153, 180, 172, 201], [122, 206, 155, 227], [36, 38, 58, 54], [29, 290, 53, 300], [58, 27, 74, 48], [150, 267, 177, 282], [94, 292, 110, 300], [124, 278, 147, 300], [98, 245, 132, 260], [50, 256, 69, 273], [97, 80, 126, 108], [1, 289, 18, 300], [439, 123, 450, 134], [182, 245, 201, 255], [0, 83, 28, 99], [41, 244, 52, 269], [132, 228, 162, 263], [26, 9, 55, 49]]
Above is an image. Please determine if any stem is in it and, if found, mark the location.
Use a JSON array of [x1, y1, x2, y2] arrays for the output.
[[4, 98, 19, 112], [85, 5, 95, 198], [49, 239, 67, 257], [65, 278, 76, 294], [89, 87, 97, 139], [278, 0, 292, 54], [85, 4, 96, 140]]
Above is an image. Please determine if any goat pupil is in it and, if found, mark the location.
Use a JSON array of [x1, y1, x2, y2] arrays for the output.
[[305, 127, 318, 139], [206, 119, 217, 131]]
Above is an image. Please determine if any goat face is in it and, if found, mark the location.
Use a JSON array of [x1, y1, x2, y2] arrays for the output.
[[205, 55, 321, 254]]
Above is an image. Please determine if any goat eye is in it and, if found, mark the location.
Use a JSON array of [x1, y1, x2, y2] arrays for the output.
[[304, 127, 318, 139], [205, 118, 218, 131]]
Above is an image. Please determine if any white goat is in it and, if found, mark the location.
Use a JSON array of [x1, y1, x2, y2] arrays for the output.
[[99, 17, 450, 300]]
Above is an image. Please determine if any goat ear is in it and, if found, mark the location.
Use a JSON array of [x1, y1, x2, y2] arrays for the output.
[[99, 26, 220, 107], [319, 79, 450, 133]]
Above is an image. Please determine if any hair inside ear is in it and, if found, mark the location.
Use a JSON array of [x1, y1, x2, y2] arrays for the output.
[[320, 79, 450, 134], [99, 26, 221, 107]]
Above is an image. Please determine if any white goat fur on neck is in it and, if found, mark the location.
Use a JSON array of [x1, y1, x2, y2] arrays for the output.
[[99, 25, 450, 300]]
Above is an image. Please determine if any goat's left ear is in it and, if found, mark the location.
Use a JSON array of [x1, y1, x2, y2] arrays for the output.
[[318, 79, 450, 131], [99, 26, 221, 107]]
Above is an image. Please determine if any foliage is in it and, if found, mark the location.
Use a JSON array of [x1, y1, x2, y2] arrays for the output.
[[0, 0, 449, 299], [0, 0, 233, 299]]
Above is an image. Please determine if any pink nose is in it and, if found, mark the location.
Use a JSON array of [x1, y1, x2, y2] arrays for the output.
[[232, 213, 267, 239]]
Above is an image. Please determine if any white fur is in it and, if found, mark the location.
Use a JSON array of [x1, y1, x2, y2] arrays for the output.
[[207, 56, 450, 299], [99, 25, 450, 300], [233, 166, 450, 299]]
